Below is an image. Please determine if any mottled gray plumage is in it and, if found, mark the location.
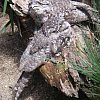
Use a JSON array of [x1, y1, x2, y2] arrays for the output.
[[14, 0, 96, 99]]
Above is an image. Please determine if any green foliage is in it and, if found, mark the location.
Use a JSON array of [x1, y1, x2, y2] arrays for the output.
[[3, 0, 8, 16], [74, 34, 100, 84], [74, 31, 100, 99], [92, 0, 100, 12], [2, 0, 14, 33], [68, 1, 100, 98], [70, 1, 100, 98], [72, 0, 100, 85], [95, 0, 100, 7]]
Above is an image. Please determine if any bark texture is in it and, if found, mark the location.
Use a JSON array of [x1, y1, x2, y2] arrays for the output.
[[0, 0, 99, 100]]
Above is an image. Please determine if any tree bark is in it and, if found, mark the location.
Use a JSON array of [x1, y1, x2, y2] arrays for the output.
[[0, 0, 99, 99]]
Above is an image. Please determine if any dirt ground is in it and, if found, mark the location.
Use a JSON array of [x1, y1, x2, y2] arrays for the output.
[[0, 14, 88, 100]]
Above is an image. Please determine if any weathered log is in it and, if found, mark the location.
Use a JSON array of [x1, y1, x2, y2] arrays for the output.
[[39, 25, 94, 98], [0, 0, 99, 99]]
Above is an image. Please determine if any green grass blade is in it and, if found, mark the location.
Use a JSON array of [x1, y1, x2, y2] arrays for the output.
[[9, 7, 14, 33], [3, 0, 8, 16], [1, 20, 11, 33]]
